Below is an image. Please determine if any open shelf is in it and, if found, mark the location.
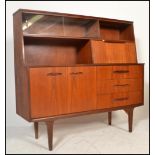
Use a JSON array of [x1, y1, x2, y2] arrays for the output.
[[24, 37, 93, 66], [99, 21, 135, 41]]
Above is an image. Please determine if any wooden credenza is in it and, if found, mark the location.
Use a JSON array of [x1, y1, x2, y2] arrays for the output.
[[13, 9, 144, 150]]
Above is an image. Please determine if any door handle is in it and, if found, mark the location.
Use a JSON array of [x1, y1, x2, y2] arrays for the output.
[[114, 84, 129, 87], [112, 97, 128, 102], [47, 72, 62, 76], [70, 72, 83, 75], [113, 70, 129, 74]]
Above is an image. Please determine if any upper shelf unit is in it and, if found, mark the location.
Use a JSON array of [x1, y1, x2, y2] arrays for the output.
[[22, 13, 100, 39], [22, 12, 134, 41], [14, 9, 138, 67]]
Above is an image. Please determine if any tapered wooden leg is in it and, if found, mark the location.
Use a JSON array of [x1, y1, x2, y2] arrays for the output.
[[46, 121, 54, 151], [128, 108, 134, 132], [34, 122, 38, 139], [124, 108, 134, 132], [108, 112, 112, 125]]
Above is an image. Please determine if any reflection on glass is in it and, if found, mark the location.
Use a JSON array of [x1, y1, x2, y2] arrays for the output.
[[22, 13, 64, 36], [22, 15, 44, 31], [22, 13, 100, 38], [64, 17, 100, 38]]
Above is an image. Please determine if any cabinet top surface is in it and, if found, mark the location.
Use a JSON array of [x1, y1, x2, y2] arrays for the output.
[[27, 63, 144, 68], [13, 9, 133, 24]]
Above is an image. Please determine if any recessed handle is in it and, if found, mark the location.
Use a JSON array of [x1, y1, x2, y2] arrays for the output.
[[70, 72, 83, 75], [47, 72, 62, 76], [114, 84, 129, 87], [113, 70, 129, 74], [113, 97, 128, 102], [102, 40, 126, 43]]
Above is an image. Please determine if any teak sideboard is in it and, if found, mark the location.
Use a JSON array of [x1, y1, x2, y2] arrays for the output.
[[13, 9, 144, 150]]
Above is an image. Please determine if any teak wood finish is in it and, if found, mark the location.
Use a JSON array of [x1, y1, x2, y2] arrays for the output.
[[13, 9, 144, 151]]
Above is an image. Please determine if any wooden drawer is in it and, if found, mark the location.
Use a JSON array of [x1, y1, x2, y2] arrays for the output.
[[97, 78, 143, 94], [96, 65, 143, 80], [112, 65, 143, 79], [112, 91, 143, 107], [97, 91, 143, 109]]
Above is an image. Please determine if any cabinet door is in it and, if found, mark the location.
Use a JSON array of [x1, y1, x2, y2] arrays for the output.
[[30, 67, 69, 118], [91, 40, 137, 63], [68, 67, 96, 113]]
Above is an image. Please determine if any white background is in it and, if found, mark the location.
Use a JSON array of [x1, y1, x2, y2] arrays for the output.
[[6, 1, 149, 126], [0, 0, 5, 154], [5, 1, 151, 154]]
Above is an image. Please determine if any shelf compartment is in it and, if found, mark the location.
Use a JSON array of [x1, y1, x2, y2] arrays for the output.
[[64, 17, 100, 38], [100, 21, 135, 41], [24, 37, 93, 66], [22, 13, 64, 36]]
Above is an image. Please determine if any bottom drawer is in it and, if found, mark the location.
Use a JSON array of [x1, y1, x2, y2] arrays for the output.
[[97, 91, 143, 109]]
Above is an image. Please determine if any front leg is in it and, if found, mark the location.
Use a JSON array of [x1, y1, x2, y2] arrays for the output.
[[46, 120, 54, 151], [108, 111, 112, 125], [34, 122, 39, 139], [124, 107, 134, 132]]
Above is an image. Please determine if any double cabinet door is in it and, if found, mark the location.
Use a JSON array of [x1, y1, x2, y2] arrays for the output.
[[29, 67, 96, 118]]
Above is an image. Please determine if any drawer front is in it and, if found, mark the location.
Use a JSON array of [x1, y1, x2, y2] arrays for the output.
[[97, 91, 143, 109], [97, 65, 143, 80], [97, 78, 143, 94], [112, 65, 143, 79], [112, 91, 143, 107]]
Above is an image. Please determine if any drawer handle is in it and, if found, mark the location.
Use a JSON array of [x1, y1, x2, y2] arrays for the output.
[[113, 70, 129, 74], [113, 97, 128, 102], [70, 72, 83, 75], [114, 84, 129, 87], [47, 72, 62, 76]]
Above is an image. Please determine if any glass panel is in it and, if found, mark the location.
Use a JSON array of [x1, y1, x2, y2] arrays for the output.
[[64, 17, 100, 38], [22, 13, 64, 36]]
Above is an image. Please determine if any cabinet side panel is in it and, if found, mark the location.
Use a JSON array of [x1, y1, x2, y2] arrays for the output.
[[13, 11, 30, 121]]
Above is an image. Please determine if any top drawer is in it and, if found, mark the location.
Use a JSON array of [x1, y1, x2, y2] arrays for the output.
[[97, 65, 144, 80]]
